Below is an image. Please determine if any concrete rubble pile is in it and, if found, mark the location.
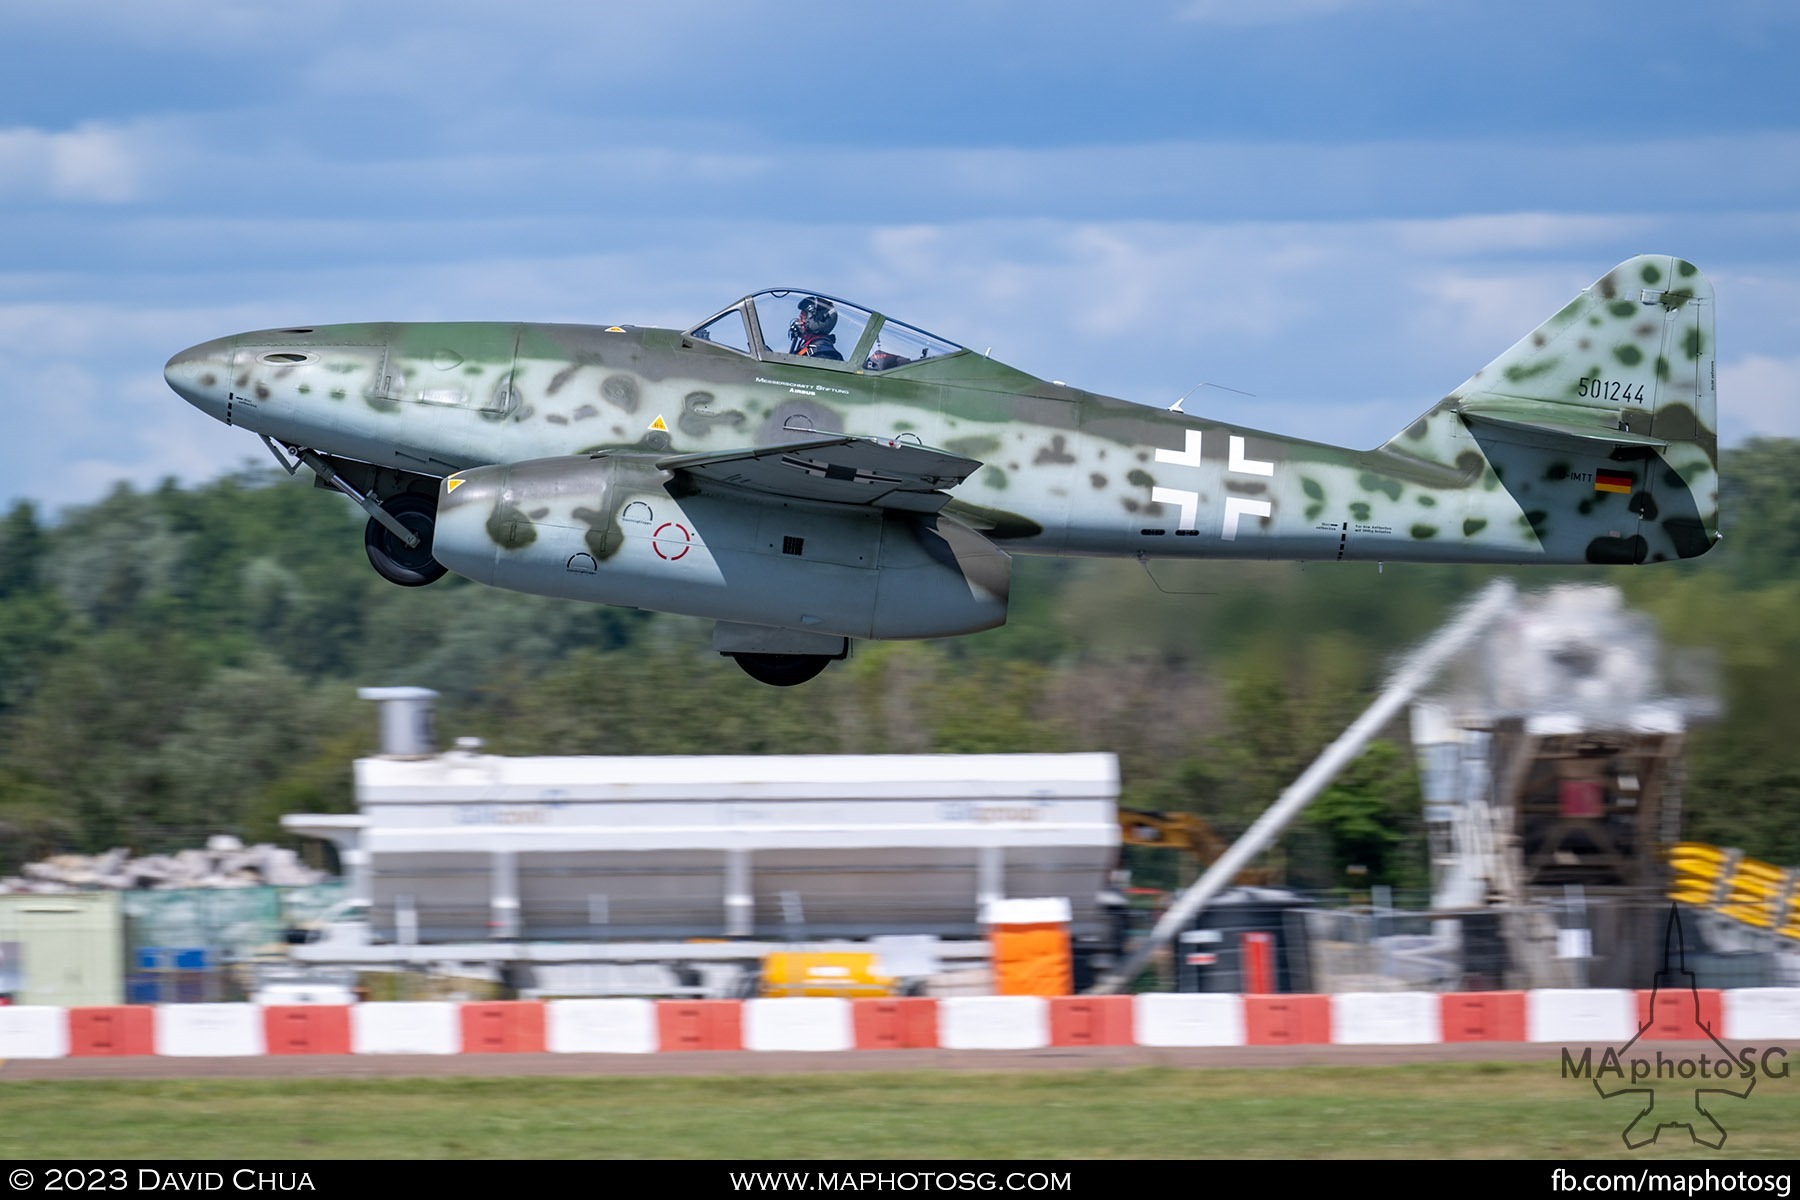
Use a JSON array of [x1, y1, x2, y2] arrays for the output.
[[0, 835, 328, 893]]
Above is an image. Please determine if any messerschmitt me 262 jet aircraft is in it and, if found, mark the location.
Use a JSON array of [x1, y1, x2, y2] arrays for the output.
[[164, 255, 1719, 685]]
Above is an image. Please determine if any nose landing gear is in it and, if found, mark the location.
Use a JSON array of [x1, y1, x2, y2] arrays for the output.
[[364, 492, 447, 587]]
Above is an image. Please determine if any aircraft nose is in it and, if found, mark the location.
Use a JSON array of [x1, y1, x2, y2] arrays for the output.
[[163, 336, 235, 417]]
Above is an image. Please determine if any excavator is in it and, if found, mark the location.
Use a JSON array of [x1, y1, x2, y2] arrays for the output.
[[1116, 808, 1275, 889]]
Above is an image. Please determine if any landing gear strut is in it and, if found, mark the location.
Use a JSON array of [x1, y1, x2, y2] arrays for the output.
[[364, 493, 447, 587], [729, 653, 833, 687]]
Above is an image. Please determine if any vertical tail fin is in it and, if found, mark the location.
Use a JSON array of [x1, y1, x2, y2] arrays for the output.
[[1386, 256, 1719, 562], [1449, 255, 1716, 469]]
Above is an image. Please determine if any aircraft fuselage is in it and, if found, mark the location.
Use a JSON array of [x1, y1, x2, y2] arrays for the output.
[[163, 263, 1720, 679]]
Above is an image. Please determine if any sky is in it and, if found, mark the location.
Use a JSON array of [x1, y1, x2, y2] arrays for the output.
[[4, 0, 1798, 516]]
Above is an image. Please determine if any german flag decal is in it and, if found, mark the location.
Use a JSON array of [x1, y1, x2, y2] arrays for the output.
[[1594, 469, 1634, 494]]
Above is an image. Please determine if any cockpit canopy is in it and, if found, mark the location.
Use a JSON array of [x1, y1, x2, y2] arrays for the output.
[[688, 289, 965, 372]]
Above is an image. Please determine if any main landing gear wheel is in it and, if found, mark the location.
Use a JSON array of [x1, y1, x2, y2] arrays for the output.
[[730, 653, 834, 687], [364, 492, 448, 587]]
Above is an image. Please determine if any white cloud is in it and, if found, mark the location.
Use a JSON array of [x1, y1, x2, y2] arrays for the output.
[[1402, 268, 1584, 365], [0, 344, 261, 515], [1718, 354, 1800, 442], [0, 123, 142, 203], [8, 115, 1796, 237], [1389, 213, 1663, 258], [3, 209, 1793, 514], [0, 301, 238, 361]]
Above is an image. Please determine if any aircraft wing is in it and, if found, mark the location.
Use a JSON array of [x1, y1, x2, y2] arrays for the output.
[[657, 435, 982, 512]]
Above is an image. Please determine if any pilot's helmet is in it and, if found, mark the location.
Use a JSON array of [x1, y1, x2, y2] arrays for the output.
[[795, 296, 837, 337]]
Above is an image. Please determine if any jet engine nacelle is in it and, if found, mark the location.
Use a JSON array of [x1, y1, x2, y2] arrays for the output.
[[432, 453, 1011, 641]]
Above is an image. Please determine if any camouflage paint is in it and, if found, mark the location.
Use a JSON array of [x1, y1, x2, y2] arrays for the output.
[[164, 257, 1719, 646]]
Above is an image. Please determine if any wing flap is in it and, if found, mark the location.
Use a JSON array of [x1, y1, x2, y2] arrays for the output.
[[658, 435, 981, 510]]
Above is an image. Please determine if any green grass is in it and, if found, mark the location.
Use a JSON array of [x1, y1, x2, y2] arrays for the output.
[[2, 1065, 1798, 1159]]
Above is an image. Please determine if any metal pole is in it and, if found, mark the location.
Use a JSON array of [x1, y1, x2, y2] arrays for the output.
[[1090, 577, 1516, 994], [725, 849, 753, 938], [490, 848, 519, 940]]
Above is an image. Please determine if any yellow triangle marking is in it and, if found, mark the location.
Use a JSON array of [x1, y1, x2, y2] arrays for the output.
[[649, 416, 668, 432], [446, 477, 465, 493], [605, 326, 626, 333]]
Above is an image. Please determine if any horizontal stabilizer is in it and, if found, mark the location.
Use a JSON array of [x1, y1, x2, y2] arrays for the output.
[[659, 435, 981, 511], [1457, 405, 1668, 454]]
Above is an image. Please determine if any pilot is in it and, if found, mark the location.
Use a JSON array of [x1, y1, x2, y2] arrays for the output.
[[788, 296, 843, 360]]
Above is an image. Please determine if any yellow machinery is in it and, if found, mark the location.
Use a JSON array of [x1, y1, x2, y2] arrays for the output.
[[1667, 841, 1800, 940], [1117, 808, 1274, 886], [758, 951, 897, 998]]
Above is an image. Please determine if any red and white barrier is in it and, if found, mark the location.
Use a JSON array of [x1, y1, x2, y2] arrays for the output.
[[1526, 988, 1636, 1044], [744, 998, 855, 1052], [264, 1005, 352, 1055], [545, 999, 657, 1054], [1133, 993, 1246, 1047], [1, 988, 1794, 1058], [1050, 996, 1134, 1046], [1722, 988, 1800, 1040], [1244, 993, 1332, 1044], [1440, 991, 1527, 1042], [656, 1000, 743, 1051], [938, 996, 1050, 1050], [156, 1003, 264, 1056], [461, 1001, 546, 1053], [851, 997, 937, 1049], [351, 1001, 459, 1054], [0, 1006, 71, 1058], [1332, 991, 1443, 1045]]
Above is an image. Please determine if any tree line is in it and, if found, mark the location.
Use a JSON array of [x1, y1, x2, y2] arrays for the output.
[[2, 440, 1797, 890]]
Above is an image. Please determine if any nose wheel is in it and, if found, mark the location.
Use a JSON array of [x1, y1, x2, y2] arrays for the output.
[[364, 493, 447, 587]]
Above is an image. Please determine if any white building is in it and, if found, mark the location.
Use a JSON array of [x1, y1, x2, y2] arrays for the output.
[[284, 689, 1120, 958]]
